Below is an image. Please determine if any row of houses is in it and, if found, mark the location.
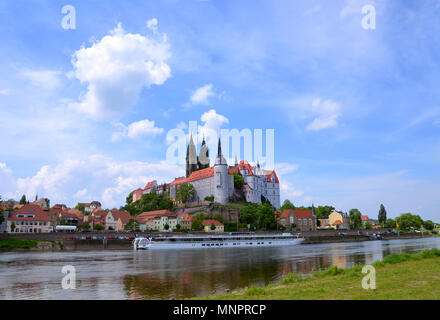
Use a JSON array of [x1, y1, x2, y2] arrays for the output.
[[2, 199, 133, 233], [134, 210, 224, 233]]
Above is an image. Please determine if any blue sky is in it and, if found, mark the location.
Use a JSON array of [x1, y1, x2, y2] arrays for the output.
[[0, 0, 439, 221]]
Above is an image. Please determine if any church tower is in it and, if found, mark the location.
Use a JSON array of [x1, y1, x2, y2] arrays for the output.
[[214, 138, 229, 204], [198, 136, 210, 170], [186, 134, 197, 178]]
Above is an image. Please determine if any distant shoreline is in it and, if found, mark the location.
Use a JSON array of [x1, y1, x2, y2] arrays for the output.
[[0, 232, 434, 252]]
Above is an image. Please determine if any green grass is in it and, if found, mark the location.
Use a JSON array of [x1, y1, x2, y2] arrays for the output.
[[0, 238, 53, 251], [195, 249, 440, 300]]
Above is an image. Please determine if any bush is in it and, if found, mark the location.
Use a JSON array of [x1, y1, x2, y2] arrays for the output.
[[204, 195, 214, 202], [244, 287, 266, 296]]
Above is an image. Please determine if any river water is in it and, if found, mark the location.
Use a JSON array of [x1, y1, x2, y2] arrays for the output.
[[1, 237, 439, 300]]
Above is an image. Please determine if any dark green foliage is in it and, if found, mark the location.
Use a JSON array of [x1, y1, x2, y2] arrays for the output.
[[75, 203, 85, 213], [81, 222, 91, 230], [314, 206, 335, 219], [94, 224, 104, 231], [224, 222, 238, 232], [210, 223, 216, 230], [239, 203, 277, 230], [349, 208, 362, 229], [378, 204, 387, 225], [177, 184, 196, 204], [232, 172, 244, 189], [423, 220, 434, 230], [212, 213, 223, 223], [280, 199, 295, 211], [19, 195, 27, 205], [204, 195, 214, 202], [122, 193, 174, 216], [396, 213, 423, 230], [384, 218, 396, 228]]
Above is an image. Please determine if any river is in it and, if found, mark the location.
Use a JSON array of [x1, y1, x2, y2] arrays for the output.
[[1, 237, 439, 299]]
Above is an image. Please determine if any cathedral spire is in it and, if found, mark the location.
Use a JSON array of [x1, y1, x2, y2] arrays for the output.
[[215, 138, 227, 165]]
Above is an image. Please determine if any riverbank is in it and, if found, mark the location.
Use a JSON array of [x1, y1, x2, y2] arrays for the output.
[[195, 249, 440, 300], [0, 232, 432, 252], [0, 238, 60, 252]]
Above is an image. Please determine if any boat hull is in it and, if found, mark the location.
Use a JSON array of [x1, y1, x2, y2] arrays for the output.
[[142, 238, 304, 250]]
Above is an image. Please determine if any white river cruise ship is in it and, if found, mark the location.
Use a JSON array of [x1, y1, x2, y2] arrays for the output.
[[133, 233, 304, 250]]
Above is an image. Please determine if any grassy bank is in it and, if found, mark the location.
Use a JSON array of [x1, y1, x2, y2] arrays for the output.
[[0, 238, 53, 251], [196, 249, 440, 300]]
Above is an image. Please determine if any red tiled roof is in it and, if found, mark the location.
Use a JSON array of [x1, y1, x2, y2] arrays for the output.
[[9, 204, 51, 221], [144, 180, 156, 190], [177, 213, 193, 222], [112, 210, 132, 224], [361, 215, 369, 221], [332, 220, 343, 225], [280, 209, 313, 218], [170, 167, 214, 185], [265, 171, 279, 183], [202, 219, 223, 226]]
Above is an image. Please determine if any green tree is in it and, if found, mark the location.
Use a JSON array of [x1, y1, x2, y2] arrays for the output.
[[396, 213, 423, 231], [175, 224, 181, 231], [19, 195, 27, 205], [210, 223, 216, 231], [349, 208, 362, 229], [232, 172, 244, 189], [423, 220, 434, 230], [11, 223, 16, 232], [192, 219, 203, 231], [44, 198, 50, 208], [384, 218, 396, 228], [204, 195, 214, 202], [122, 193, 174, 216], [257, 204, 277, 230], [176, 184, 196, 204], [315, 206, 335, 219], [365, 221, 372, 229], [280, 199, 295, 211], [164, 224, 170, 231], [124, 219, 140, 231], [94, 224, 104, 231], [75, 203, 85, 213], [378, 204, 387, 226], [81, 222, 91, 230]]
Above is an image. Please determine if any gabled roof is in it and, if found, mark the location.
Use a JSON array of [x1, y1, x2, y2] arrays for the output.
[[177, 213, 193, 221], [10, 204, 50, 221], [361, 215, 369, 221], [144, 180, 157, 190], [170, 167, 214, 185], [202, 219, 223, 226], [332, 220, 343, 225], [280, 209, 314, 218]]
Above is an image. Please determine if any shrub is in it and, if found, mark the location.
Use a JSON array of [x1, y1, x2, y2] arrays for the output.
[[244, 287, 266, 296]]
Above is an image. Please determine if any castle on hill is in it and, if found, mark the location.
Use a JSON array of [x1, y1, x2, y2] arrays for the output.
[[132, 137, 280, 208]]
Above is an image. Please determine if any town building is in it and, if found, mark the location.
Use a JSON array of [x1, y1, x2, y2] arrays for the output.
[[361, 215, 370, 228], [328, 210, 350, 230], [135, 210, 178, 232], [277, 209, 317, 231], [6, 204, 52, 233], [32, 198, 49, 209], [177, 213, 193, 230], [79, 201, 102, 213], [202, 219, 224, 232], [165, 138, 281, 208]]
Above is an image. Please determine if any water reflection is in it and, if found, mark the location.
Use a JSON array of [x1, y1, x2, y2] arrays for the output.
[[1, 237, 439, 300]]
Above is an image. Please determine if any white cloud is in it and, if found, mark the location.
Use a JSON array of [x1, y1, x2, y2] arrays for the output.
[[111, 119, 163, 142], [147, 18, 158, 33], [303, 4, 321, 16], [275, 162, 299, 175], [69, 22, 171, 119], [306, 98, 341, 131], [0, 88, 11, 96], [198, 109, 229, 138], [3, 155, 183, 208], [280, 181, 304, 199], [20, 69, 62, 90], [187, 83, 215, 106]]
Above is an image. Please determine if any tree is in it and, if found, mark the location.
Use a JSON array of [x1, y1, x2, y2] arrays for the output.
[[44, 198, 50, 208], [232, 172, 244, 189], [192, 219, 203, 231], [280, 199, 295, 211], [19, 195, 27, 205], [349, 209, 362, 229], [124, 219, 140, 231], [423, 220, 434, 230], [396, 213, 423, 230], [378, 204, 387, 226], [256, 204, 277, 230], [176, 184, 195, 204], [81, 223, 91, 230], [365, 221, 372, 229], [210, 223, 216, 231], [384, 218, 396, 228], [94, 224, 104, 231], [204, 195, 214, 202], [75, 203, 85, 213], [164, 224, 170, 231], [212, 213, 223, 223], [315, 206, 335, 219], [122, 193, 174, 216], [0, 213, 4, 225], [11, 223, 16, 232], [175, 224, 181, 231]]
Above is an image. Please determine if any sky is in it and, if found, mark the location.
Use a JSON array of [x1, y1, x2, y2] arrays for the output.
[[0, 0, 439, 221]]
